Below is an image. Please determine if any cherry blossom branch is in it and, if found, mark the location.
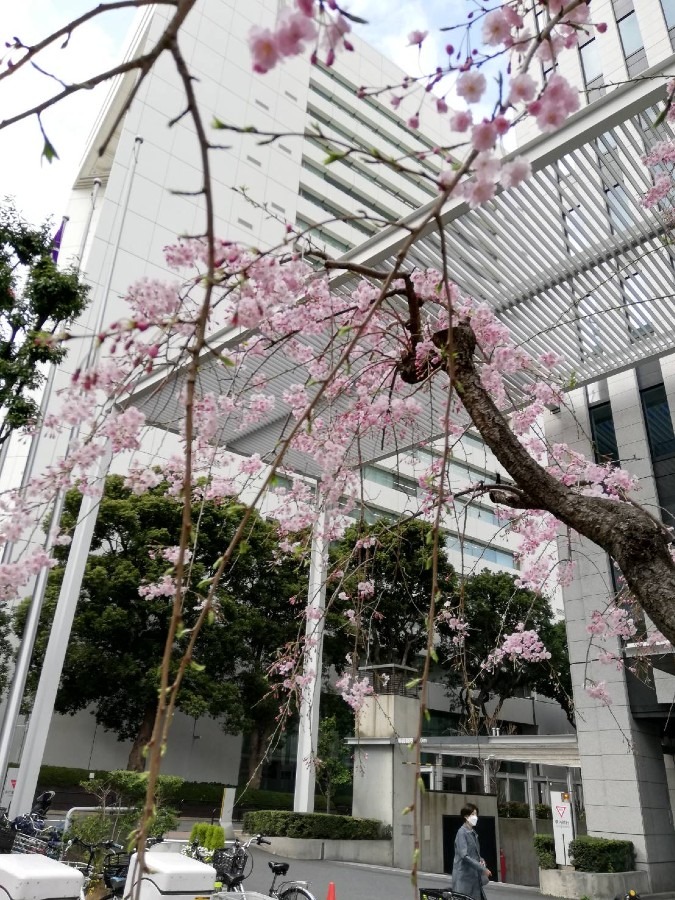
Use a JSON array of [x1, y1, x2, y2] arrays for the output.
[[0, 0, 176, 83]]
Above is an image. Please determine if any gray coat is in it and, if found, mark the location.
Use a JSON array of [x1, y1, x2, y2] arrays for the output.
[[451, 823, 487, 900]]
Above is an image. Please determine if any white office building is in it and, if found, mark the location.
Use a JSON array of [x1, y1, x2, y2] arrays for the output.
[[6, 0, 549, 795]]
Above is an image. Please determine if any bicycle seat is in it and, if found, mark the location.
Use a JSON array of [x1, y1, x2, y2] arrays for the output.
[[269, 862, 290, 876]]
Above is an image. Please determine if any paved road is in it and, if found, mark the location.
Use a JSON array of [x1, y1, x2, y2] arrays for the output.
[[240, 848, 542, 900]]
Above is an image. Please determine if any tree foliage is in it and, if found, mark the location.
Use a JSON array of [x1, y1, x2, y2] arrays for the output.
[[438, 570, 573, 727], [326, 518, 456, 670], [15, 476, 305, 770], [0, 202, 89, 447]]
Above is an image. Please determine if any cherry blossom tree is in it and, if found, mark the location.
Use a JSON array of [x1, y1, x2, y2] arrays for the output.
[[1, 0, 674, 884]]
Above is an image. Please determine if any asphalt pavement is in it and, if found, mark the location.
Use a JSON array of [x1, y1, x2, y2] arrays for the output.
[[240, 847, 543, 900]]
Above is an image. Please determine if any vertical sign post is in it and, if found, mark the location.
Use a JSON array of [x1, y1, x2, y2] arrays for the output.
[[551, 790, 575, 865], [1, 767, 18, 811]]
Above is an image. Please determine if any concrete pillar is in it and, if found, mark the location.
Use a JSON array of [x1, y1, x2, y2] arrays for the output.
[[544, 383, 675, 892]]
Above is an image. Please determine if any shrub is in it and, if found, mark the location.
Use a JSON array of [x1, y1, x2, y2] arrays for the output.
[[535, 804, 553, 820], [533, 834, 556, 870], [189, 822, 210, 846], [242, 810, 386, 840], [498, 801, 529, 819], [569, 836, 635, 873]]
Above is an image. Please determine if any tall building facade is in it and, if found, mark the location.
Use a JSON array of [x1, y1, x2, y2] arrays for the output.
[[9, 0, 553, 790], [511, 0, 675, 890]]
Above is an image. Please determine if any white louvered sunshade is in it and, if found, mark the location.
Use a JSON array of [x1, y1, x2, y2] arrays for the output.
[[130, 59, 675, 473]]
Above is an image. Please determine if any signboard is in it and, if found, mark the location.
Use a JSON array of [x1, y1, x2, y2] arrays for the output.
[[1, 767, 18, 811], [550, 790, 574, 865]]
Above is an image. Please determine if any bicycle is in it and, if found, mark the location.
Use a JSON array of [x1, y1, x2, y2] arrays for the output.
[[213, 834, 316, 900], [61, 837, 124, 899]]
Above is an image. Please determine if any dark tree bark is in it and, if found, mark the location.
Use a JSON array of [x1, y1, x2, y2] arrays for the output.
[[401, 320, 675, 647], [246, 722, 275, 789], [127, 703, 156, 772]]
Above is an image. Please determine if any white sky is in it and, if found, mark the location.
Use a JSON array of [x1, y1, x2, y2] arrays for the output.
[[0, 0, 483, 228], [0, 0, 134, 226]]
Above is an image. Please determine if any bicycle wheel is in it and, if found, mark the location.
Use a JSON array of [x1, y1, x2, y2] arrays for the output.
[[278, 886, 316, 900]]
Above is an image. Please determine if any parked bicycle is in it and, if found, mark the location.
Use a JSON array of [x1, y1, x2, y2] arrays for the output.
[[61, 836, 125, 900], [0, 792, 62, 857], [212, 834, 316, 900]]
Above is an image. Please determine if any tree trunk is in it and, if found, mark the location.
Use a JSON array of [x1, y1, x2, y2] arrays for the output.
[[421, 323, 675, 647], [127, 704, 156, 772], [246, 722, 275, 789]]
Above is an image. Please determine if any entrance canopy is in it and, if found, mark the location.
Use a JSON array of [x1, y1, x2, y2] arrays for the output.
[[346, 733, 580, 768], [130, 58, 675, 471]]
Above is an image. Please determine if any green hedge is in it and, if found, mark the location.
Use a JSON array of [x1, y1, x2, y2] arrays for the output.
[[498, 801, 529, 819], [242, 810, 387, 840], [533, 834, 556, 870], [39, 766, 226, 805], [569, 836, 635, 873], [235, 789, 351, 814]]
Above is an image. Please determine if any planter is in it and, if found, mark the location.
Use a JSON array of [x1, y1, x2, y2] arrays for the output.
[[253, 835, 392, 866], [539, 866, 649, 900]]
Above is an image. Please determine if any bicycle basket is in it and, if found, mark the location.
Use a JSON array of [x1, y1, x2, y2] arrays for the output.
[[103, 853, 131, 890], [213, 846, 248, 880], [11, 832, 50, 855], [419, 892, 474, 900]]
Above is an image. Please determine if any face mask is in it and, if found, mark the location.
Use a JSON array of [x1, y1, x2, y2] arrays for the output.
[[467, 814, 478, 826]]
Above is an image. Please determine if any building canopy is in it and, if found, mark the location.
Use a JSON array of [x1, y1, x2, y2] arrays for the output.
[[130, 59, 675, 471]]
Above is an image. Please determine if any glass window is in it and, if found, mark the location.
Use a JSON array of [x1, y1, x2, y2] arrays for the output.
[[641, 384, 675, 526], [580, 39, 602, 83], [617, 11, 643, 57], [589, 402, 620, 464], [663, 0, 675, 28], [443, 775, 463, 792], [642, 385, 675, 460], [509, 780, 527, 803]]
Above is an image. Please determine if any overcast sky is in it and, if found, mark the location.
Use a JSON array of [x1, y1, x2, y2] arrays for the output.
[[0, 0, 477, 227]]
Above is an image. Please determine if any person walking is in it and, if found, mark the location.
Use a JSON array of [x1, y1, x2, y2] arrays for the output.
[[451, 803, 492, 900]]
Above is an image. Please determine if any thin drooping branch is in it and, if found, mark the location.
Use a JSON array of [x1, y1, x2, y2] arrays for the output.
[[0, 1, 175, 83], [0, 0, 198, 158]]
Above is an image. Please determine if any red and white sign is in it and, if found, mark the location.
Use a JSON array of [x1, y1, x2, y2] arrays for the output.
[[551, 790, 575, 865], [1, 768, 18, 811]]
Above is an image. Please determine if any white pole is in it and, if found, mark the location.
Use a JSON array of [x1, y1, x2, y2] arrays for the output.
[[293, 508, 327, 813], [3, 138, 143, 810], [9, 442, 113, 817], [76, 178, 102, 272]]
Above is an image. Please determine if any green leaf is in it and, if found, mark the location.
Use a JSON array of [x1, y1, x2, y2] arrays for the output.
[[324, 151, 347, 165], [42, 137, 59, 164], [190, 661, 206, 673], [406, 677, 421, 689]]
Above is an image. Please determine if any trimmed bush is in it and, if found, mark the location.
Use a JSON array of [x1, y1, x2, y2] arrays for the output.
[[189, 822, 226, 849], [189, 822, 210, 846], [533, 834, 556, 870], [242, 810, 386, 840], [569, 836, 635, 873], [498, 801, 529, 819], [535, 803, 553, 820]]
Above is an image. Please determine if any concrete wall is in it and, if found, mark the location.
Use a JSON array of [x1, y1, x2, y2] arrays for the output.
[[539, 867, 650, 900], [499, 818, 554, 887], [21, 706, 243, 784], [544, 385, 675, 893]]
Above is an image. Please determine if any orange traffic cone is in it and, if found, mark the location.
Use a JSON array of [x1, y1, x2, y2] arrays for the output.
[[326, 882, 336, 900]]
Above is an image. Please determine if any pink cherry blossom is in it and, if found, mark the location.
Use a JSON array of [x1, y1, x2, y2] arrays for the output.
[[482, 9, 511, 46], [249, 27, 280, 74], [456, 70, 487, 104], [407, 30, 428, 47]]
